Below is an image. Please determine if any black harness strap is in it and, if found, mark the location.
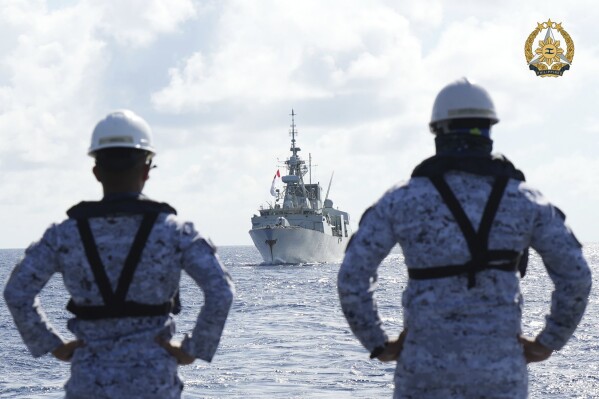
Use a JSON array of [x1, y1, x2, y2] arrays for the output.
[[76, 218, 117, 306], [478, 176, 509, 249], [68, 212, 176, 320], [410, 154, 529, 279], [114, 212, 159, 302], [66, 300, 175, 320], [411, 154, 526, 181], [430, 176, 479, 256], [408, 260, 518, 281], [412, 175, 517, 288]]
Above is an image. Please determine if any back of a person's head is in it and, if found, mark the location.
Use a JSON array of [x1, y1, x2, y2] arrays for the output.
[[94, 148, 150, 173]]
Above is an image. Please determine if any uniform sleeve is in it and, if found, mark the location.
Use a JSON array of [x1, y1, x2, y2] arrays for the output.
[[337, 196, 398, 353], [178, 222, 234, 362], [3, 226, 65, 357], [529, 198, 592, 350]]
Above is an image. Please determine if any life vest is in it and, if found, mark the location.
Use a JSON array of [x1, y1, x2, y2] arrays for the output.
[[410, 154, 529, 288], [65, 198, 182, 320]]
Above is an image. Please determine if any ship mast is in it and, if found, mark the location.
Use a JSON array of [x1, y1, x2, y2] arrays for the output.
[[288, 108, 302, 177], [283, 109, 311, 209], [290, 109, 298, 157]]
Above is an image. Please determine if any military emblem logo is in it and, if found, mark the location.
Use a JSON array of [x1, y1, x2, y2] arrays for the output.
[[524, 19, 574, 77]]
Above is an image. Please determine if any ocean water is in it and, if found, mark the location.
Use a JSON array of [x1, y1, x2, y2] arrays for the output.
[[0, 244, 597, 399]]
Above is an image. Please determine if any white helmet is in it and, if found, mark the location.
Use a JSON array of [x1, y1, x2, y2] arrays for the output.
[[88, 109, 155, 156], [430, 78, 499, 129]]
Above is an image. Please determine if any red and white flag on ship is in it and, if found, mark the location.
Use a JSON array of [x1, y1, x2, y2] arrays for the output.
[[270, 169, 281, 196]]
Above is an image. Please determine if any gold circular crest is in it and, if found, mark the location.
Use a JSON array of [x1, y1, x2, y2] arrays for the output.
[[524, 19, 574, 78]]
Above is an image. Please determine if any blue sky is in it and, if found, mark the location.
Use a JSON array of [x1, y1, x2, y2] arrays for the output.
[[1, 0, 597, 248]]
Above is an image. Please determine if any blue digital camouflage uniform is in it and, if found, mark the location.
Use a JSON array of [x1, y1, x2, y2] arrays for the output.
[[338, 171, 592, 399], [4, 207, 234, 399]]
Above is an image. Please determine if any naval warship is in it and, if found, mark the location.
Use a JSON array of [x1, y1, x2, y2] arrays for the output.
[[249, 110, 352, 264]]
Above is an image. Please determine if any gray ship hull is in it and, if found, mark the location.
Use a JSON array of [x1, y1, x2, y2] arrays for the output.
[[249, 226, 349, 264]]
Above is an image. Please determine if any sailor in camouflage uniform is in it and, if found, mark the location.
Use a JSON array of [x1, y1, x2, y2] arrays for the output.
[[338, 78, 592, 398], [4, 110, 234, 399]]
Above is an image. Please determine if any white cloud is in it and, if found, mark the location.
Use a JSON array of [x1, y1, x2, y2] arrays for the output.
[[0, 1, 105, 165], [94, 0, 197, 47], [151, 0, 419, 112]]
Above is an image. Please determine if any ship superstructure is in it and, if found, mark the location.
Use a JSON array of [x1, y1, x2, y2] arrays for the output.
[[249, 110, 351, 264]]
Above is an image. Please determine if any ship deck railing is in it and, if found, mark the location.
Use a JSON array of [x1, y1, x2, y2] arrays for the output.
[[258, 207, 322, 216]]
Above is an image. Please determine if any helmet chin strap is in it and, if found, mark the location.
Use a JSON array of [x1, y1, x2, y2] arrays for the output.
[[435, 133, 493, 156]]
